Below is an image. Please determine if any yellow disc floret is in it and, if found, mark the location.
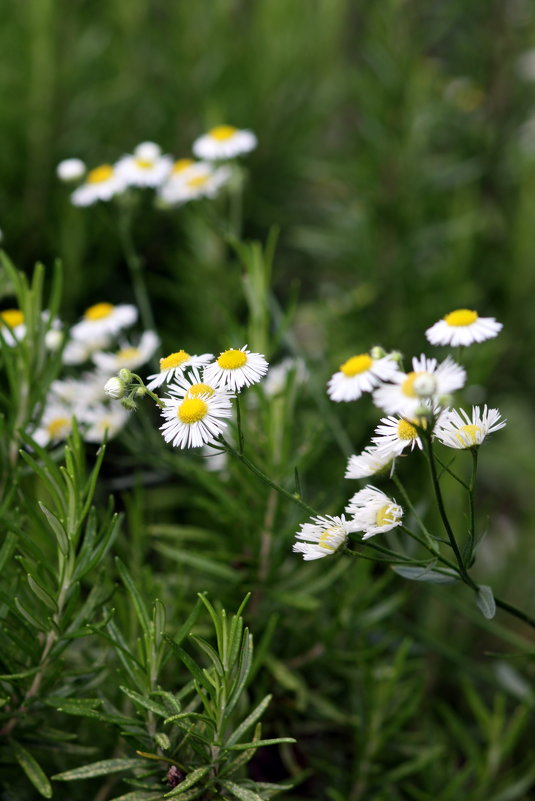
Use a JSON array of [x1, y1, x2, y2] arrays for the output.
[[318, 528, 338, 551], [340, 354, 372, 377], [376, 504, 394, 527], [397, 419, 418, 440], [456, 424, 481, 446], [173, 158, 194, 174], [0, 309, 24, 328], [217, 349, 247, 370], [444, 309, 478, 327], [118, 347, 140, 362], [87, 165, 114, 184], [135, 159, 153, 169], [84, 302, 114, 321], [401, 371, 424, 398], [187, 383, 215, 398], [186, 174, 209, 190], [47, 417, 70, 439], [178, 397, 208, 424], [160, 350, 190, 370], [209, 125, 237, 141]]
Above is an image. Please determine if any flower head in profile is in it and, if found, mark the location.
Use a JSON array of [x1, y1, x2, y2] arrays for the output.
[[70, 303, 138, 342], [373, 354, 465, 417], [115, 142, 172, 188], [159, 160, 231, 206], [146, 350, 214, 391], [434, 405, 506, 449], [192, 125, 257, 161], [293, 515, 353, 561], [345, 445, 396, 480], [0, 308, 26, 346], [327, 351, 399, 403], [57, 158, 86, 183], [204, 346, 268, 392], [345, 486, 403, 540], [71, 164, 126, 206], [159, 390, 233, 449], [426, 309, 502, 347], [92, 330, 160, 372]]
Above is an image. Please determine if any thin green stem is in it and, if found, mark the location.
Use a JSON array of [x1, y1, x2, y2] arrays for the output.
[[235, 395, 244, 455], [117, 205, 156, 334], [391, 473, 437, 551], [467, 447, 478, 564], [434, 453, 470, 491]]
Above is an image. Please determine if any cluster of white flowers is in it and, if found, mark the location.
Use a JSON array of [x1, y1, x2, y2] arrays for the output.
[[57, 125, 257, 209], [30, 302, 159, 447], [294, 308, 505, 560]]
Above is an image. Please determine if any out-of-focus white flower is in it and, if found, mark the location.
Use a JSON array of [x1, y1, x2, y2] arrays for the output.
[[159, 391, 233, 449], [434, 405, 506, 449], [517, 49, 535, 81], [262, 357, 308, 397], [70, 303, 137, 342], [50, 371, 109, 409], [146, 350, 214, 391], [71, 164, 126, 206], [373, 355, 465, 417], [327, 352, 399, 403], [192, 126, 257, 161], [204, 346, 268, 392], [159, 160, 231, 206], [426, 309, 502, 347], [293, 515, 353, 560], [57, 158, 86, 182], [82, 403, 130, 443], [115, 142, 172, 188], [44, 328, 64, 350], [92, 330, 159, 372], [345, 446, 395, 480], [32, 403, 74, 447], [345, 486, 403, 540], [0, 308, 25, 346]]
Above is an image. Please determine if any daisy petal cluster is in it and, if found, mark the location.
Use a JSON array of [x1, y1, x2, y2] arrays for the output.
[[345, 446, 395, 479], [426, 309, 503, 347], [71, 164, 127, 206], [345, 486, 403, 540], [327, 350, 399, 402], [204, 346, 269, 392], [159, 390, 233, 449], [147, 350, 214, 391], [192, 125, 257, 160], [293, 515, 353, 560], [159, 160, 231, 206], [115, 142, 173, 188], [434, 406, 506, 449]]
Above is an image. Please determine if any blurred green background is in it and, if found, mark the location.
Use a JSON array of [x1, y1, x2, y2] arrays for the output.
[[2, 1, 535, 798]]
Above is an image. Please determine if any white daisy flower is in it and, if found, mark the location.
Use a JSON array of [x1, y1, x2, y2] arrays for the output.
[[92, 330, 160, 372], [83, 404, 131, 443], [57, 158, 86, 182], [434, 405, 506, 449], [327, 352, 399, 403], [372, 415, 428, 456], [62, 332, 114, 365], [203, 346, 269, 392], [115, 142, 172, 188], [345, 486, 403, 540], [262, 357, 308, 397], [0, 308, 26, 346], [425, 309, 503, 347], [372, 354, 466, 417], [159, 160, 231, 206], [345, 446, 396, 480], [70, 303, 138, 342], [159, 391, 233, 449], [192, 125, 257, 161], [71, 164, 127, 206], [146, 350, 214, 391], [293, 514, 353, 561], [50, 371, 109, 410], [32, 403, 74, 448]]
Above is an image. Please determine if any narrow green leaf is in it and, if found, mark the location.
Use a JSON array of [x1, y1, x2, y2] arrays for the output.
[[392, 565, 459, 584], [226, 631, 253, 715], [219, 780, 263, 801], [120, 686, 169, 718], [190, 635, 224, 676], [27, 574, 57, 612], [14, 597, 46, 631], [108, 793, 164, 801], [39, 502, 69, 556], [164, 765, 211, 797], [475, 584, 496, 619], [224, 738, 296, 751], [53, 757, 145, 781], [226, 695, 272, 746], [0, 531, 17, 572], [116, 558, 151, 637], [11, 740, 52, 798]]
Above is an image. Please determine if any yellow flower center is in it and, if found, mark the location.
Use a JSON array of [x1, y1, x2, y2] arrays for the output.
[[160, 350, 190, 370], [87, 165, 114, 184], [209, 125, 237, 141], [84, 302, 114, 321], [173, 158, 194, 174], [135, 158, 153, 169], [444, 309, 478, 327], [340, 354, 372, 377], [186, 174, 209, 189], [376, 504, 395, 527], [187, 382, 215, 398], [118, 347, 140, 362], [47, 417, 70, 439], [1, 309, 24, 328], [401, 371, 424, 397], [318, 527, 339, 551], [178, 397, 208, 424], [397, 419, 418, 440], [456, 424, 481, 446], [217, 349, 247, 370]]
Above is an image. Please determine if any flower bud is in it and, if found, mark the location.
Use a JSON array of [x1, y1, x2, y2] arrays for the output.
[[370, 345, 386, 360], [57, 158, 86, 182], [155, 732, 170, 751], [118, 368, 133, 383], [104, 377, 126, 400], [120, 397, 137, 410], [135, 386, 147, 397]]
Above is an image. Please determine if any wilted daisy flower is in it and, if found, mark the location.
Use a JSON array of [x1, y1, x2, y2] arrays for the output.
[[372, 415, 428, 456], [204, 346, 269, 392], [159, 390, 233, 449], [0, 308, 26, 346], [146, 350, 214, 391], [83, 404, 131, 443], [92, 330, 159, 372], [70, 303, 138, 342], [425, 309, 503, 347], [327, 351, 399, 402], [192, 125, 257, 161], [115, 142, 172, 188], [159, 161, 231, 206], [293, 515, 353, 561], [346, 486, 403, 540], [373, 355, 465, 417], [345, 445, 396, 480], [32, 403, 74, 448], [57, 158, 86, 182], [71, 164, 126, 206], [434, 405, 506, 449]]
